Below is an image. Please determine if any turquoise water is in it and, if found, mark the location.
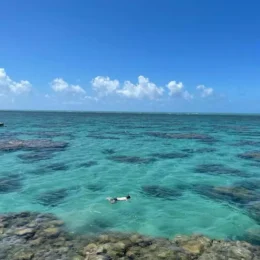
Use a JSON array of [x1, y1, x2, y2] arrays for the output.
[[0, 111, 260, 240]]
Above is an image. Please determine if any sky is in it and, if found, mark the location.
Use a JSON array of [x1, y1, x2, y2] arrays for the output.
[[0, 0, 260, 113]]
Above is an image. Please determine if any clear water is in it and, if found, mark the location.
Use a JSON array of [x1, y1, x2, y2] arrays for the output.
[[0, 111, 259, 240]]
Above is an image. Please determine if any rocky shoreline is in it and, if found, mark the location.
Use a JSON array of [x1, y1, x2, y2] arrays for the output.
[[0, 212, 259, 260]]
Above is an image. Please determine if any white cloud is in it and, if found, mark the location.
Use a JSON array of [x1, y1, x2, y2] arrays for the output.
[[51, 78, 86, 94], [197, 85, 213, 97], [166, 80, 193, 100], [70, 85, 86, 94], [167, 81, 184, 96], [91, 76, 119, 96], [0, 68, 32, 95], [117, 75, 164, 100]]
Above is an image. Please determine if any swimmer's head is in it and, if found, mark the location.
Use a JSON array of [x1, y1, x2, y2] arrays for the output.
[[126, 195, 131, 199]]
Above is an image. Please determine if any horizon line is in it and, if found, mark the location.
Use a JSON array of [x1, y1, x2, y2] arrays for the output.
[[0, 109, 260, 116]]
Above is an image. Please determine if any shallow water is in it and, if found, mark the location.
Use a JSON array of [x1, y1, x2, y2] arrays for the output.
[[0, 111, 260, 240]]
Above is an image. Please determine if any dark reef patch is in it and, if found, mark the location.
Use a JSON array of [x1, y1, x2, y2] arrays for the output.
[[234, 179, 260, 191], [102, 149, 116, 155], [0, 174, 23, 193], [151, 152, 190, 159], [232, 140, 260, 147], [238, 151, 260, 161], [141, 185, 182, 200], [29, 163, 69, 175], [246, 201, 260, 224], [34, 131, 74, 139], [86, 183, 105, 192], [17, 151, 54, 163], [146, 132, 217, 143], [36, 188, 69, 207], [191, 184, 259, 205], [79, 161, 98, 168], [45, 163, 69, 171], [194, 164, 248, 177], [107, 155, 156, 164], [87, 134, 120, 140]]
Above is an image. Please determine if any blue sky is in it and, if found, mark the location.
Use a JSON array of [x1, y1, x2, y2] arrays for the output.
[[0, 0, 259, 112]]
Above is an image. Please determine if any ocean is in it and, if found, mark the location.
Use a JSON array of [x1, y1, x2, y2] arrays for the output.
[[0, 111, 259, 241]]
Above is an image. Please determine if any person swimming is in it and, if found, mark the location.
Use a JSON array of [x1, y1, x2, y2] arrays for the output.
[[106, 195, 131, 204]]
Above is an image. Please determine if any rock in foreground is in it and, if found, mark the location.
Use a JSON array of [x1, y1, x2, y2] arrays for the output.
[[0, 212, 259, 260]]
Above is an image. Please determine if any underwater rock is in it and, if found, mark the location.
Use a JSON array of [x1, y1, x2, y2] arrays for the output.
[[0, 174, 23, 193], [29, 163, 70, 175], [107, 155, 156, 164], [17, 151, 54, 163], [243, 227, 260, 245], [194, 164, 248, 177], [151, 152, 190, 159], [141, 185, 182, 200], [238, 151, 260, 161], [36, 188, 68, 207], [34, 131, 73, 139], [193, 184, 259, 205], [87, 134, 120, 140], [45, 163, 69, 171], [146, 132, 216, 143], [232, 140, 260, 147], [102, 149, 116, 155], [234, 179, 260, 191], [79, 161, 98, 168], [86, 183, 104, 192], [0, 139, 68, 152]]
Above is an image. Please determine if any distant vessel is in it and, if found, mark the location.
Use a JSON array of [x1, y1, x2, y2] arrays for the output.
[[0, 122, 4, 127]]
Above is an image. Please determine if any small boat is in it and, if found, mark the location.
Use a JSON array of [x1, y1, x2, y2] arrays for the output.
[[0, 122, 4, 127]]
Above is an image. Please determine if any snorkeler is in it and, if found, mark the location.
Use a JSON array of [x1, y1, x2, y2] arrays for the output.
[[106, 195, 131, 204]]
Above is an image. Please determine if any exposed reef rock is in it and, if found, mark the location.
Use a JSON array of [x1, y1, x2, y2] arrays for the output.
[[0, 212, 259, 260]]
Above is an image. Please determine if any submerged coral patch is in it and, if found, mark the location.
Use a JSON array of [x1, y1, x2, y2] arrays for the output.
[[17, 151, 54, 163], [192, 184, 259, 205], [146, 132, 217, 143], [194, 164, 248, 177], [108, 155, 156, 164], [29, 163, 69, 175], [87, 134, 120, 140], [36, 188, 69, 207], [151, 152, 190, 159], [238, 151, 260, 161], [79, 161, 98, 168], [102, 149, 116, 155], [141, 185, 182, 200], [0, 174, 23, 193]]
